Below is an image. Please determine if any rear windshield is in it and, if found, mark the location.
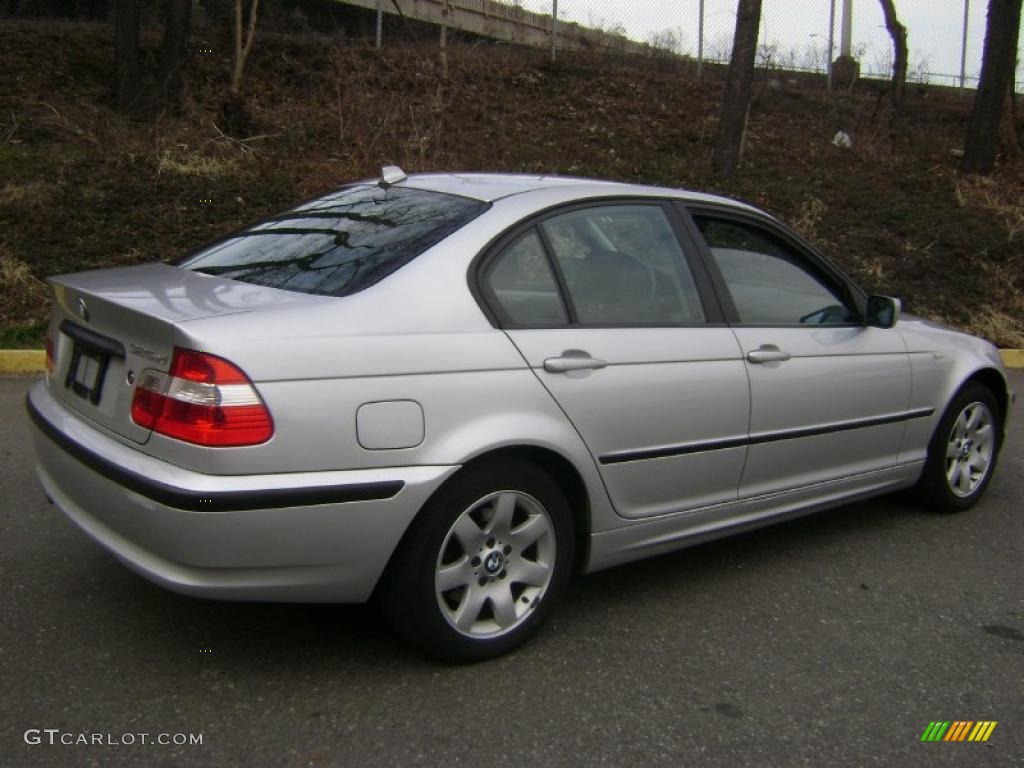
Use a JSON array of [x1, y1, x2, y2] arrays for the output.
[[177, 185, 488, 296]]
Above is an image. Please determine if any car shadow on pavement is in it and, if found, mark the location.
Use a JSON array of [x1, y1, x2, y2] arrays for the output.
[[74, 493, 923, 668]]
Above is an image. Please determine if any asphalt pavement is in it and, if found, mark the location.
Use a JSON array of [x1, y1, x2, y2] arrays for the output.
[[2, 374, 1022, 768]]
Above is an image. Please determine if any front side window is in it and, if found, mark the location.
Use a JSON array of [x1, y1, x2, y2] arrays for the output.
[[540, 205, 705, 325], [694, 217, 857, 326], [179, 185, 487, 297]]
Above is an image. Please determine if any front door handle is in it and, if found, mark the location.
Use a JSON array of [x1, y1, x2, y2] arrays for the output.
[[746, 345, 792, 364], [543, 352, 609, 374]]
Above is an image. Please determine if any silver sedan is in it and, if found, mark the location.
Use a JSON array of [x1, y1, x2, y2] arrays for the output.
[[28, 170, 1013, 660]]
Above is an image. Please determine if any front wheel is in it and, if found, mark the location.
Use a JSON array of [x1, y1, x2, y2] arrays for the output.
[[915, 382, 1002, 513], [378, 461, 574, 662]]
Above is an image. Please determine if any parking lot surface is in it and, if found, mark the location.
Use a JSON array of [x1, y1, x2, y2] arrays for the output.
[[2, 373, 1022, 767]]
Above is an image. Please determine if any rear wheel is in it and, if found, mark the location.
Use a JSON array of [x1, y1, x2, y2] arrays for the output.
[[378, 461, 574, 662], [915, 382, 1002, 513]]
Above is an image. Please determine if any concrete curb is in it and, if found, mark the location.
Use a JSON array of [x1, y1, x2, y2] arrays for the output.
[[2, 348, 1023, 374], [0, 350, 46, 374], [1001, 349, 1024, 369]]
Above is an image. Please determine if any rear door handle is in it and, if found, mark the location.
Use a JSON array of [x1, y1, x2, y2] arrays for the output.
[[543, 352, 608, 373], [746, 345, 792, 364]]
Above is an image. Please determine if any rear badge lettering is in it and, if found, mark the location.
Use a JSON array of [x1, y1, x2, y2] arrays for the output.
[[129, 344, 168, 366]]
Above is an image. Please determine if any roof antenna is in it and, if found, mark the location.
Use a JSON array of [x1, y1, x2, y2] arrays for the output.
[[379, 166, 407, 187]]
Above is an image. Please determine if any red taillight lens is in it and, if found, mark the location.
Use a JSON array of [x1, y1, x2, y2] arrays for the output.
[[170, 347, 248, 385], [130, 380, 165, 429], [45, 336, 54, 375], [130, 348, 273, 447]]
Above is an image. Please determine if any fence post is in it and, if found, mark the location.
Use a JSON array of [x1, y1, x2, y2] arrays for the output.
[[551, 0, 558, 62], [959, 0, 969, 90], [375, 0, 382, 49], [827, 0, 835, 90], [840, 0, 852, 57], [697, 0, 704, 79]]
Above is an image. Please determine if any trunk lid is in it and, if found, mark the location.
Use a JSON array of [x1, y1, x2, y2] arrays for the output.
[[46, 263, 314, 444]]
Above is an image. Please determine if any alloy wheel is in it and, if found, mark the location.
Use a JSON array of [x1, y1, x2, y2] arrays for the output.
[[945, 401, 996, 498], [435, 491, 556, 639]]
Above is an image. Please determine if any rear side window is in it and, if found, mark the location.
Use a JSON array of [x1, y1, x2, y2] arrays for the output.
[[486, 230, 568, 326], [178, 185, 487, 297], [541, 205, 706, 325]]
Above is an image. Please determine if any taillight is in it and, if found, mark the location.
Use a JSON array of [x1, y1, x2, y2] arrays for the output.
[[45, 336, 54, 376], [131, 348, 273, 446]]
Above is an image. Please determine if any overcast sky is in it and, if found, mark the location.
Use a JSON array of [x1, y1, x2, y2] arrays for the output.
[[512, 0, 1021, 86]]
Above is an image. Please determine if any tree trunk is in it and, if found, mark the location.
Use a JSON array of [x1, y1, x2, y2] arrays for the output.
[[114, 0, 142, 112], [1008, 48, 1023, 154], [711, 0, 763, 179], [878, 0, 908, 111], [962, 0, 1023, 174], [157, 0, 192, 112]]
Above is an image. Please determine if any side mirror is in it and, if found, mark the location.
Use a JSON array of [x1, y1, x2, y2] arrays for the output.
[[865, 295, 901, 329]]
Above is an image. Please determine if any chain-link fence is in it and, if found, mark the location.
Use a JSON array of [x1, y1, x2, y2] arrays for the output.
[[513, 0, 1020, 89], [4, 0, 1022, 90]]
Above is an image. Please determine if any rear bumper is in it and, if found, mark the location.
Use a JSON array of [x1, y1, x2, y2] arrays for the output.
[[27, 381, 457, 602]]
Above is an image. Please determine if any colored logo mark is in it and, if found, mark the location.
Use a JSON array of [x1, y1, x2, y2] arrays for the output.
[[921, 721, 997, 742]]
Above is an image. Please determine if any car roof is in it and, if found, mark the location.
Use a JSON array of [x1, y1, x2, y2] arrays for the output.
[[396, 172, 762, 213]]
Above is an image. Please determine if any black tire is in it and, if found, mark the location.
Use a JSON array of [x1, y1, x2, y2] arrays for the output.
[[377, 460, 574, 662], [915, 382, 1002, 513]]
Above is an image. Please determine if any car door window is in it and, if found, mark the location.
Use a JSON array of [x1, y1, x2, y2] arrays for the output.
[[541, 205, 705, 325], [694, 217, 858, 326], [485, 229, 568, 326]]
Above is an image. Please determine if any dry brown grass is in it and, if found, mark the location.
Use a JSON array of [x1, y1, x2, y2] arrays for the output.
[[953, 173, 1024, 243], [156, 146, 239, 177], [0, 247, 50, 343], [0, 179, 56, 207], [789, 195, 827, 241]]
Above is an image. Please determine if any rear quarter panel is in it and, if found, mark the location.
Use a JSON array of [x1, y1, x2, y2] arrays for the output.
[[172, 305, 619, 535]]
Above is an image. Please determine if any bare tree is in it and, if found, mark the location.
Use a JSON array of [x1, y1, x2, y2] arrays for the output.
[[878, 0, 908, 112], [962, 0, 1023, 174], [647, 27, 685, 56], [231, 0, 261, 95], [113, 0, 142, 112], [156, 0, 193, 111], [712, 0, 763, 179], [222, 0, 261, 135]]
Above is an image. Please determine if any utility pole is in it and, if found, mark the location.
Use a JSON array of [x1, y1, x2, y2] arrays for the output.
[[827, 0, 835, 90], [551, 0, 558, 63], [840, 0, 853, 57], [959, 0, 970, 90], [697, 0, 705, 78]]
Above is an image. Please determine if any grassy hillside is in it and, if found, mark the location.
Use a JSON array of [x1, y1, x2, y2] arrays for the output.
[[1, 18, 1022, 346]]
